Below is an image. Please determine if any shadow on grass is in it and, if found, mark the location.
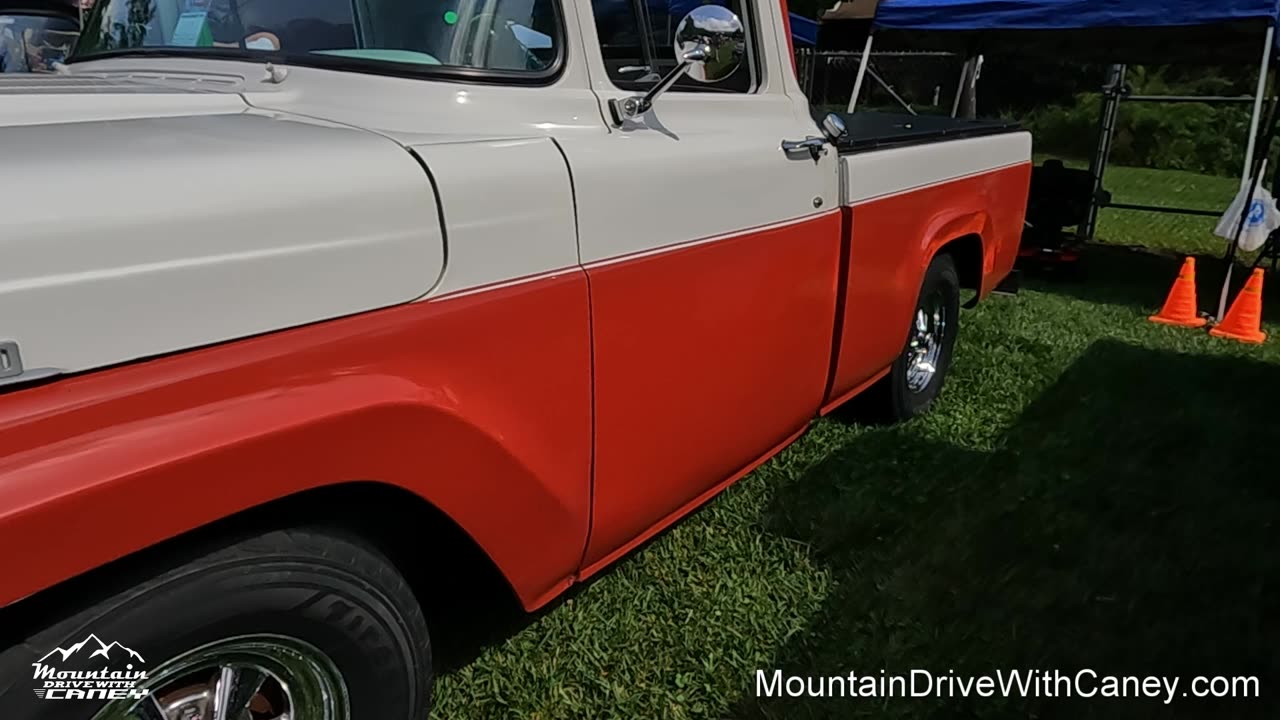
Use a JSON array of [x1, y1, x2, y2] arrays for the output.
[[734, 340, 1279, 719], [1027, 244, 1280, 321]]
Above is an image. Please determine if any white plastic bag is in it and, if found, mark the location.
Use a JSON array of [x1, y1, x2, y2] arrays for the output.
[[1215, 166, 1280, 252]]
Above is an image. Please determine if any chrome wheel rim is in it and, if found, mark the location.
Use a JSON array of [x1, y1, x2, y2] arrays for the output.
[[90, 634, 349, 720], [905, 291, 948, 393]]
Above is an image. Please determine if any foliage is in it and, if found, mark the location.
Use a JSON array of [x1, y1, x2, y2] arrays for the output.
[[1024, 96, 1254, 177], [1016, 66, 1261, 178]]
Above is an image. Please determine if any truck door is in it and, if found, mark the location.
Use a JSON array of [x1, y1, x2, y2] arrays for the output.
[[558, 0, 841, 571]]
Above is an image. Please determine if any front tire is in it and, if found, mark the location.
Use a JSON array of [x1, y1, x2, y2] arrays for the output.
[[0, 528, 432, 720], [880, 253, 962, 421]]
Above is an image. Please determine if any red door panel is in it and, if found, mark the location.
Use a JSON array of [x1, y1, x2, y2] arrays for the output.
[[582, 213, 842, 568]]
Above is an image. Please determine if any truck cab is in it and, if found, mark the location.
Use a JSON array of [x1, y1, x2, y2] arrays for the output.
[[0, 0, 1030, 714]]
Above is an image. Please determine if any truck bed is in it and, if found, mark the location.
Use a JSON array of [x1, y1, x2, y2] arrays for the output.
[[820, 111, 1022, 154]]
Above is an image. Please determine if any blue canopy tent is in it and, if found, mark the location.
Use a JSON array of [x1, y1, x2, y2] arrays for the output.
[[789, 12, 818, 46], [852, 0, 1280, 118], [829, 0, 1280, 104], [873, 0, 1280, 37]]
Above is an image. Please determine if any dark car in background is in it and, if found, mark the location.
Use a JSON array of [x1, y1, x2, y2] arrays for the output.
[[1, 0, 80, 72]]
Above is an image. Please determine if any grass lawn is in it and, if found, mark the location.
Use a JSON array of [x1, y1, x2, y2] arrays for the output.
[[1042, 157, 1245, 258], [431, 247, 1280, 719], [1095, 165, 1242, 257]]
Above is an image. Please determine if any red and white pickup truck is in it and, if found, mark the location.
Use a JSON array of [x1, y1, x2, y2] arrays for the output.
[[0, 0, 1029, 713]]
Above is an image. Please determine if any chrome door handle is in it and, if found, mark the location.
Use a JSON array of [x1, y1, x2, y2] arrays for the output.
[[781, 136, 827, 161]]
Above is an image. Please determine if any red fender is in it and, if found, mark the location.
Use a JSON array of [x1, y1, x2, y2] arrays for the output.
[[923, 210, 989, 276], [0, 271, 594, 611]]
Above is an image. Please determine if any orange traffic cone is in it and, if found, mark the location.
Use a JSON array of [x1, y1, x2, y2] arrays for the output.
[[1210, 268, 1268, 344], [1149, 257, 1207, 328]]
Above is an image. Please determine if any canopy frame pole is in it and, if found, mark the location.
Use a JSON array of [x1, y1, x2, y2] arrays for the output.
[[1219, 25, 1276, 321], [1081, 64, 1126, 242], [1218, 105, 1279, 321], [847, 32, 875, 113], [1242, 26, 1275, 191], [950, 57, 970, 118], [867, 66, 917, 115], [961, 54, 983, 118]]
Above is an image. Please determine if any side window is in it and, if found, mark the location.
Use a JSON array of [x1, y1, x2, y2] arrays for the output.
[[75, 0, 563, 76], [591, 0, 755, 92]]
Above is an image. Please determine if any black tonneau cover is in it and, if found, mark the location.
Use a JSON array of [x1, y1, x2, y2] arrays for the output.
[[819, 111, 1022, 154]]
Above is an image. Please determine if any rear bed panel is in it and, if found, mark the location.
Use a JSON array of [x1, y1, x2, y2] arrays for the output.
[[826, 131, 1031, 403], [840, 131, 1032, 205]]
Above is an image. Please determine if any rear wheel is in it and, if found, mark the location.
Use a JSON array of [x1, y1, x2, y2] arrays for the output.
[[0, 529, 432, 720], [877, 253, 962, 421]]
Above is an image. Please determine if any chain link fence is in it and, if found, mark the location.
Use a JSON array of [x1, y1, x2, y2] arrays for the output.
[[1086, 164, 1242, 257]]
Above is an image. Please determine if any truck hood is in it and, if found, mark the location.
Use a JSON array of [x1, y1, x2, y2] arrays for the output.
[[0, 73, 249, 128], [0, 86, 447, 383]]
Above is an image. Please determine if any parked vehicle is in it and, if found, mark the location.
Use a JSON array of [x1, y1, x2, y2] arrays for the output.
[[0, 0, 1030, 713], [0, 0, 78, 73]]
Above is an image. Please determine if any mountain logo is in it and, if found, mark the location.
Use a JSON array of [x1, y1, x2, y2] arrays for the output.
[[31, 634, 150, 702], [38, 634, 145, 664]]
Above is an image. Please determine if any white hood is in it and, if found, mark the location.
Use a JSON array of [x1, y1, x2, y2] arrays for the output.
[[0, 73, 249, 127], [0, 77, 447, 384]]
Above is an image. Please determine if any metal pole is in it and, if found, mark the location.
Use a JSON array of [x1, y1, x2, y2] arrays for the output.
[[1219, 157, 1271, 320], [847, 32, 875, 113], [1219, 91, 1279, 320], [951, 57, 970, 118], [1082, 64, 1126, 241], [821, 53, 831, 109], [1220, 27, 1275, 319], [867, 66, 917, 115], [962, 54, 984, 119], [1126, 95, 1259, 103], [1241, 25, 1275, 190], [797, 49, 811, 96], [805, 50, 815, 96]]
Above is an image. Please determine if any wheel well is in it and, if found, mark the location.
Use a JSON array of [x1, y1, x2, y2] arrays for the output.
[[0, 482, 522, 665], [939, 234, 984, 291]]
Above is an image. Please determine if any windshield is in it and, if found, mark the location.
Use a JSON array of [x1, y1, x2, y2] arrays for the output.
[[71, 0, 559, 73], [1, 13, 80, 72]]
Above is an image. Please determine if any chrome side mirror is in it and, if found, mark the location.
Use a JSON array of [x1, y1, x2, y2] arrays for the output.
[[608, 5, 746, 126], [675, 5, 745, 84]]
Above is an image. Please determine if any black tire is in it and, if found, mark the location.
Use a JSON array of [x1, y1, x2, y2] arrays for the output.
[[0, 528, 431, 720], [875, 253, 962, 421]]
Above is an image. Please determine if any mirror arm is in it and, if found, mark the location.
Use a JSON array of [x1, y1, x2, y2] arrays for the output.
[[637, 47, 708, 113], [608, 47, 709, 126]]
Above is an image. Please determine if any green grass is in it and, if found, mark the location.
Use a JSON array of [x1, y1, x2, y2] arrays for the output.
[[1095, 165, 1240, 257], [431, 247, 1280, 720]]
